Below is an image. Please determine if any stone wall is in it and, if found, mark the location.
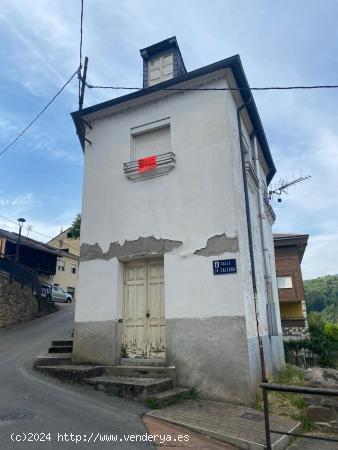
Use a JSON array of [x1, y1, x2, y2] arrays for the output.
[[303, 367, 338, 434], [283, 301, 310, 341], [0, 273, 39, 328]]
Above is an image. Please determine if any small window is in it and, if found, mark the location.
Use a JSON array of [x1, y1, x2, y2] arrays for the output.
[[70, 265, 77, 274], [133, 126, 170, 160], [277, 276, 293, 289], [58, 261, 65, 272], [148, 53, 173, 86], [67, 232, 73, 238]]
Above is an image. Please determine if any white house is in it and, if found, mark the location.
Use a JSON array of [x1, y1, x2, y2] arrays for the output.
[[72, 37, 284, 403]]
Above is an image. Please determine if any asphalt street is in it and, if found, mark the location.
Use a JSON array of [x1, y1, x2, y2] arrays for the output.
[[0, 303, 154, 450]]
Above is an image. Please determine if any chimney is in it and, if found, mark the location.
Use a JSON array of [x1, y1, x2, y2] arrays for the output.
[[140, 36, 187, 88]]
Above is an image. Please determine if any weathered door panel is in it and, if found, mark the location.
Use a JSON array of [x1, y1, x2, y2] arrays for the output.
[[123, 259, 165, 359], [123, 262, 147, 357], [147, 260, 165, 358]]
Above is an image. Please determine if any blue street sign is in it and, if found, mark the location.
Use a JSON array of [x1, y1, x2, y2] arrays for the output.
[[213, 259, 237, 275]]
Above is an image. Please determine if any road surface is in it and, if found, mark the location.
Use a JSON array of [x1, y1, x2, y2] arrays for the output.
[[0, 304, 153, 450]]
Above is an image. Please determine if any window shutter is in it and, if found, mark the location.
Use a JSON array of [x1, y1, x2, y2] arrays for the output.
[[134, 127, 170, 159], [149, 58, 161, 84], [162, 54, 173, 80], [148, 54, 173, 85]]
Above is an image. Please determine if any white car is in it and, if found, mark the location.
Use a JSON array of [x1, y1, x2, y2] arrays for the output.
[[51, 286, 73, 303]]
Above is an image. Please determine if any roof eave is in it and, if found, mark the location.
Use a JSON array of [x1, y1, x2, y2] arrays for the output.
[[72, 54, 276, 183]]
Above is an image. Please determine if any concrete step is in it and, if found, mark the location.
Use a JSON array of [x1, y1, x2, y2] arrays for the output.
[[147, 387, 191, 408], [51, 339, 73, 347], [34, 354, 73, 367], [103, 365, 176, 381], [84, 376, 173, 402], [35, 365, 103, 381], [48, 346, 73, 354], [120, 358, 167, 367]]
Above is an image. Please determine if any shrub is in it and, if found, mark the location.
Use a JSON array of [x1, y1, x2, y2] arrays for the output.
[[284, 314, 338, 368]]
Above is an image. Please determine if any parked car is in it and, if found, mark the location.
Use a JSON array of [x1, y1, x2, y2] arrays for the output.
[[51, 285, 73, 303]]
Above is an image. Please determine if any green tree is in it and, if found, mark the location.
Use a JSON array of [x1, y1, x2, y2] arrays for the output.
[[304, 275, 338, 322], [70, 213, 81, 239]]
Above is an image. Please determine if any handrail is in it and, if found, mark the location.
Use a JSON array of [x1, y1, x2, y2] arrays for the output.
[[261, 382, 338, 396], [260, 382, 338, 449]]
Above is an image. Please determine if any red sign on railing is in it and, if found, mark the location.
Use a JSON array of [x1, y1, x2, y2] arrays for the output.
[[138, 155, 157, 173]]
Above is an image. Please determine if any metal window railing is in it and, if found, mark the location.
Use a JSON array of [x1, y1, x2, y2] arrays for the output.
[[261, 382, 338, 449]]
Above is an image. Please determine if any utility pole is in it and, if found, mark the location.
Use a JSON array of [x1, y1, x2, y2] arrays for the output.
[[77, 56, 91, 148], [79, 56, 88, 112]]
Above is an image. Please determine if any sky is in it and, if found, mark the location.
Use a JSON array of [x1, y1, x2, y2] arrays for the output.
[[0, 0, 337, 279]]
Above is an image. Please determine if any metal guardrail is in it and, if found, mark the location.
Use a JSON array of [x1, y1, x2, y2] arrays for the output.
[[261, 382, 338, 449], [0, 254, 43, 311]]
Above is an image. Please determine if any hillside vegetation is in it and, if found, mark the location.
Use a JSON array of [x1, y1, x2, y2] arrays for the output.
[[304, 274, 338, 323], [284, 274, 338, 368]]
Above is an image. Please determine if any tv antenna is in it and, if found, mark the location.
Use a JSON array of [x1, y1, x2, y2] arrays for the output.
[[269, 174, 311, 203], [26, 225, 32, 237]]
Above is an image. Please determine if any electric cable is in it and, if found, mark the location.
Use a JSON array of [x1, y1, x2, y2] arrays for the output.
[[85, 82, 338, 91], [0, 69, 79, 158]]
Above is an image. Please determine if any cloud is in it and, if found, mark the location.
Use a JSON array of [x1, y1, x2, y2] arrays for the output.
[[0, 192, 35, 213], [0, 0, 337, 279], [302, 233, 338, 280]]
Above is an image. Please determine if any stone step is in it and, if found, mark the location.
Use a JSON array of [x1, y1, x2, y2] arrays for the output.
[[51, 339, 73, 347], [103, 365, 176, 381], [120, 358, 167, 367], [35, 365, 103, 381], [84, 376, 173, 402], [147, 387, 191, 408], [34, 354, 73, 367], [48, 346, 73, 354]]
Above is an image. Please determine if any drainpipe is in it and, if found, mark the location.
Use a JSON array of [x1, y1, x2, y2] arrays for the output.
[[237, 100, 268, 383], [251, 134, 273, 305]]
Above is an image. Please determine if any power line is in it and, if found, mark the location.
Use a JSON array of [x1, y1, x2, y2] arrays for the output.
[[0, 213, 80, 254], [85, 81, 338, 92], [0, 69, 79, 158]]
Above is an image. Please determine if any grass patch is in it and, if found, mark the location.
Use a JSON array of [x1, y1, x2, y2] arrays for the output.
[[274, 364, 304, 385], [252, 364, 314, 432], [188, 387, 199, 400], [147, 398, 159, 409]]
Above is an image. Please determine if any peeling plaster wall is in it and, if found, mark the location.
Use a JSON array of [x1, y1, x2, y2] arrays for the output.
[[74, 73, 284, 398], [194, 233, 239, 256], [80, 236, 183, 262]]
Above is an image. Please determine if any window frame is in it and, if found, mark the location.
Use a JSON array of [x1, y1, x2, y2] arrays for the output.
[[148, 53, 173, 86], [130, 118, 171, 161], [277, 275, 293, 289]]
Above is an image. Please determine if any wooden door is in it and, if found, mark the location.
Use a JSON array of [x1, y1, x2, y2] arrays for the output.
[[123, 259, 165, 359]]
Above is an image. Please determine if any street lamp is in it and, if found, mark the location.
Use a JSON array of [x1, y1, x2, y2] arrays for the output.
[[15, 217, 26, 262]]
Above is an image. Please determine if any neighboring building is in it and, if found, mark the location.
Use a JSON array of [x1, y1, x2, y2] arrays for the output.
[[0, 228, 58, 284], [71, 37, 284, 403], [274, 233, 310, 340], [48, 228, 80, 300]]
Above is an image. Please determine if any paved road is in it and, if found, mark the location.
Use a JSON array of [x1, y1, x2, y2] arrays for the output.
[[0, 304, 153, 450]]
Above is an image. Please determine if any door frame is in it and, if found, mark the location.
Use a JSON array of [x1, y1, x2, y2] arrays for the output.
[[122, 257, 165, 359]]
